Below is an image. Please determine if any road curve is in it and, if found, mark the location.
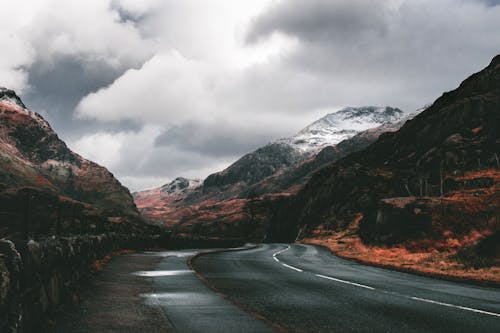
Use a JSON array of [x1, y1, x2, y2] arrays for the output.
[[192, 243, 500, 333]]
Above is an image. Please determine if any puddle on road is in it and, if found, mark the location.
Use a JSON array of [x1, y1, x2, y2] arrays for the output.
[[133, 250, 198, 258], [132, 270, 192, 277], [140, 292, 215, 306]]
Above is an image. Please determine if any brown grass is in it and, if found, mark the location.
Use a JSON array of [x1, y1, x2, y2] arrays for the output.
[[91, 249, 136, 272], [302, 169, 500, 285], [302, 222, 500, 285]]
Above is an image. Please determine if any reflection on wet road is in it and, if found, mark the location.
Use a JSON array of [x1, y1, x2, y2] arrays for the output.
[[137, 247, 276, 333]]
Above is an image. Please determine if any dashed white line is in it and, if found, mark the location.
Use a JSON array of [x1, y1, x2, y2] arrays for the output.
[[409, 296, 500, 318], [315, 274, 376, 290], [272, 244, 500, 318]]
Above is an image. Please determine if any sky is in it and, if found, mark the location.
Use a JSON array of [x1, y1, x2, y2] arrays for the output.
[[1, 0, 499, 191]]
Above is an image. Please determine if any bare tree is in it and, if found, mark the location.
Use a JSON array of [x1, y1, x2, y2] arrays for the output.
[[440, 161, 445, 197], [404, 182, 413, 197], [419, 175, 423, 197]]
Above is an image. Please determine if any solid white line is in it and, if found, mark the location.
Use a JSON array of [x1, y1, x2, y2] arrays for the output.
[[410, 296, 500, 318], [315, 274, 376, 290], [281, 263, 303, 272], [273, 256, 279, 262]]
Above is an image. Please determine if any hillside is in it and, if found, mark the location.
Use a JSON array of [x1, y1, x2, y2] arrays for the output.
[[0, 88, 142, 237], [273, 55, 500, 283]]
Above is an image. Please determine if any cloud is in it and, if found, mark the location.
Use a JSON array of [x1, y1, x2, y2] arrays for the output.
[[0, 0, 158, 139], [241, 0, 500, 111], [76, 52, 214, 125], [112, 0, 164, 18], [68, 125, 239, 191], [0, 3, 36, 92], [247, 0, 388, 44], [2, 0, 499, 190]]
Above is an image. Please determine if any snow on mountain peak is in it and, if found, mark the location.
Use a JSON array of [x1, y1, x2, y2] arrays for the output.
[[278, 106, 405, 154], [0, 87, 26, 109], [160, 177, 202, 195]]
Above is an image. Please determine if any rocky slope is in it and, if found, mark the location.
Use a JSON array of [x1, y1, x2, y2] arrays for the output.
[[0, 88, 141, 237], [272, 55, 500, 283]]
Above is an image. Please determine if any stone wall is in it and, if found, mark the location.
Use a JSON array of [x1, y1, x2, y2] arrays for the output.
[[0, 233, 162, 333]]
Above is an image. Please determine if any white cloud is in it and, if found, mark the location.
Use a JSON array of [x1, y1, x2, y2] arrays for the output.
[[69, 125, 162, 171], [76, 52, 215, 125], [136, 0, 285, 69], [24, 0, 156, 70], [0, 2, 37, 92], [0, 0, 157, 93]]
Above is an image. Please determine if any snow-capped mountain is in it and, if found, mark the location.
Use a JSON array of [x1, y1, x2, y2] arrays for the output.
[[203, 106, 406, 190], [279, 106, 404, 154], [160, 177, 201, 195]]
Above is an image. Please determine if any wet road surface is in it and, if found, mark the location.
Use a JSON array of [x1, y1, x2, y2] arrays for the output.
[[51, 244, 500, 332], [192, 243, 500, 333]]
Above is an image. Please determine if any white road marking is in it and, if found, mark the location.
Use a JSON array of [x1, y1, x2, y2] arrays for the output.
[[272, 244, 500, 318], [409, 296, 500, 318], [315, 274, 376, 290], [281, 263, 303, 272], [273, 245, 304, 272]]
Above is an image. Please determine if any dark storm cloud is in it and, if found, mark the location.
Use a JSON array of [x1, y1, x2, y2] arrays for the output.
[[155, 123, 265, 158], [481, 0, 500, 6], [22, 55, 141, 139], [247, 0, 388, 44], [242, 0, 500, 112]]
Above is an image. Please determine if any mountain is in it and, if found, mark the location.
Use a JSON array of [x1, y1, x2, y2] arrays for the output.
[[133, 177, 201, 226], [203, 106, 405, 194], [266, 55, 500, 283], [160, 177, 202, 195], [246, 115, 413, 197], [279, 106, 404, 153], [0, 88, 141, 237], [134, 106, 410, 237]]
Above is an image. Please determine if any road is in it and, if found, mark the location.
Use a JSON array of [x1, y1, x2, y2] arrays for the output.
[[192, 243, 500, 333], [51, 244, 500, 332]]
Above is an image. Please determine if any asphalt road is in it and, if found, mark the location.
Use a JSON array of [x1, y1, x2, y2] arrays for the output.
[[192, 243, 500, 333], [50, 244, 500, 333]]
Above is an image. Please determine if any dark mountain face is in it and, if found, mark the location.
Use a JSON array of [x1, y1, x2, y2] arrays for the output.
[[0, 88, 140, 236], [245, 119, 410, 197], [200, 106, 406, 198], [203, 142, 304, 192], [271, 55, 500, 242]]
